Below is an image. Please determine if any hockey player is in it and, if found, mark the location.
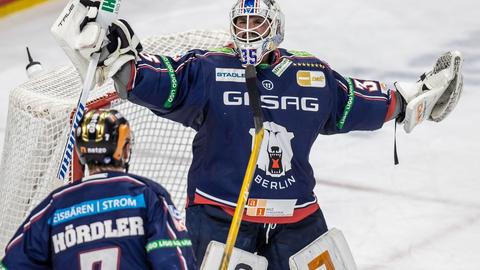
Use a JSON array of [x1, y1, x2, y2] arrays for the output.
[[0, 109, 197, 270], [51, 0, 463, 269]]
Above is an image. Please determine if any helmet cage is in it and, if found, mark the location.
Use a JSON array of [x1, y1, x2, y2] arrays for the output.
[[230, 0, 284, 66]]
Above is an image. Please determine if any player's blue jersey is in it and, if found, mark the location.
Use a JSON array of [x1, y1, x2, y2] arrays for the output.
[[1, 172, 197, 270], [126, 47, 396, 224]]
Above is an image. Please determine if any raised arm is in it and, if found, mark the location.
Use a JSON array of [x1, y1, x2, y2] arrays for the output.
[[51, 1, 210, 130], [322, 51, 463, 135]]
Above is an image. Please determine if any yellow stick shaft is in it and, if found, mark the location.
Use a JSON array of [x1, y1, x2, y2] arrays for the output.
[[219, 128, 264, 270]]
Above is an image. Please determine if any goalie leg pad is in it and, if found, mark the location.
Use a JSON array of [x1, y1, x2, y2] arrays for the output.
[[201, 241, 268, 270], [289, 228, 358, 270], [187, 206, 330, 269]]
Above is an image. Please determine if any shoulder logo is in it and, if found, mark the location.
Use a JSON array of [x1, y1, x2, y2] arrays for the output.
[[272, 58, 293, 77], [296, 70, 326, 88], [208, 47, 236, 54], [216, 68, 245, 82]]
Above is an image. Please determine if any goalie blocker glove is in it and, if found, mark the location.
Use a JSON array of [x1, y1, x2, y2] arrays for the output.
[[395, 51, 464, 133], [51, 0, 142, 87]]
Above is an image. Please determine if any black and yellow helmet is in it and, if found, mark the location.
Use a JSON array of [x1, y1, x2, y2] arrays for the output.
[[75, 109, 132, 168]]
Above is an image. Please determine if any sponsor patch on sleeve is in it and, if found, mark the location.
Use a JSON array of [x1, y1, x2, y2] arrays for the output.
[[159, 55, 178, 109], [146, 239, 192, 252]]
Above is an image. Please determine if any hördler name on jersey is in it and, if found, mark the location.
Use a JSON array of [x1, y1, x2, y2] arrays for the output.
[[52, 216, 144, 254], [223, 91, 319, 112], [216, 68, 245, 82], [296, 70, 326, 88]]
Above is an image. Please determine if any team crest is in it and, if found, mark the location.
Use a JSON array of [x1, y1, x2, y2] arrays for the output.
[[250, 122, 294, 177]]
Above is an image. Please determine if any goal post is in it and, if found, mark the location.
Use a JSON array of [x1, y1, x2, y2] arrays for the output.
[[0, 30, 231, 256]]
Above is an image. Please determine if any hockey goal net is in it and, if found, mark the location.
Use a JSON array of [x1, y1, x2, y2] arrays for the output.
[[0, 30, 231, 255]]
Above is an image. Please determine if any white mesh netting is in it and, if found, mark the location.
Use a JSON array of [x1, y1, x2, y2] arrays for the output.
[[0, 30, 231, 255]]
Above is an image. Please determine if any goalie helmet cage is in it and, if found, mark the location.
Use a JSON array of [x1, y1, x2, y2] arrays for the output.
[[0, 30, 231, 256]]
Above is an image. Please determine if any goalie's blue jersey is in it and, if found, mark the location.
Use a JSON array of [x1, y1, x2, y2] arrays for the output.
[[1, 172, 197, 270], [127, 47, 397, 224]]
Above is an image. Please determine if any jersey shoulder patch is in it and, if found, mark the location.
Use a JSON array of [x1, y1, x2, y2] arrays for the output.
[[287, 50, 315, 58], [207, 47, 237, 55]]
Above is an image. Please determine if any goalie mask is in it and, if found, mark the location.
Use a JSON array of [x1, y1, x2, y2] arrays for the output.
[[75, 109, 132, 169], [230, 0, 285, 66]]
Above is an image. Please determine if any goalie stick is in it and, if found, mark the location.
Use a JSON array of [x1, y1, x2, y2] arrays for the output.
[[220, 65, 265, 270], [56, 0, 122, 181]]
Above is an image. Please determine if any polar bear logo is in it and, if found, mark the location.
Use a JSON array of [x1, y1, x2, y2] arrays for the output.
[[250, 122, 294, 178]]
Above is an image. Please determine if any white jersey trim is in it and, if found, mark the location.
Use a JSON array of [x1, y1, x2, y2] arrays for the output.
[[196, 188, 318, 209]]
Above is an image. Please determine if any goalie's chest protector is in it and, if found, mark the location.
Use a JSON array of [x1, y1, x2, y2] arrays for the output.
[[186, 49, 334, 217]]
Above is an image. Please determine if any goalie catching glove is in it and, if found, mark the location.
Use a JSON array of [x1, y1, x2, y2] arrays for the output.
[[395, 50, 463, 133], [51, 0, 142, 86]]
